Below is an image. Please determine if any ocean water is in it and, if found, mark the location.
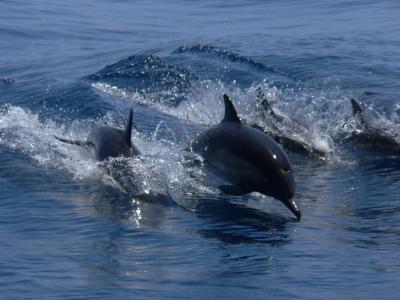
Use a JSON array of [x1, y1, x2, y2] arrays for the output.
[[1, 0, 400, 298]]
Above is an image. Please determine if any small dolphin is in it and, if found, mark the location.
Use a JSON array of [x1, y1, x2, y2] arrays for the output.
[[252, 87, 332, 157], [54, 109, 140, 160], [346, 98, 400, 148], [192, 94, 300, 219]]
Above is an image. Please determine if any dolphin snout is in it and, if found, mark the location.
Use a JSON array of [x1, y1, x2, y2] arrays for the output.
[[279, 170, 300, 219], [282, 198, 301, 220]]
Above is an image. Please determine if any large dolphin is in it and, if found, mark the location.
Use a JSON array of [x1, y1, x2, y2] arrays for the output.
[[252, 87, 333, 157], [192, 94, 300, 219], [54, 109, 140, 160], [346, 98, 400, 149]]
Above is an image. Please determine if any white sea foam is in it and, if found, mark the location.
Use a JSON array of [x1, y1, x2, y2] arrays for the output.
[[0, 105, 102, 180], [0, 104, 209, 197]]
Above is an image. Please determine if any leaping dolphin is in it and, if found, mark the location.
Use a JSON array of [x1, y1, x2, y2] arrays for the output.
[[54, 109, 140, 160], [192, 94, 300, 219]]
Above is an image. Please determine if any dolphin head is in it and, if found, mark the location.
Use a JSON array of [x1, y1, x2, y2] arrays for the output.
[[254, 138, 300, 219]]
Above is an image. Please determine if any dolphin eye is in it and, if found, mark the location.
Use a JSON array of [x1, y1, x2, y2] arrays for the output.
[[282, 167, 290, 173]]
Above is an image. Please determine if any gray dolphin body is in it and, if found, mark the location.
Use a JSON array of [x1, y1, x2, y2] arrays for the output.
[[55, 109, 140, 160], [347, 98, 400, 148], [55, 110, 173, 203], [252, 88, 332, 157], [192, 94, 300, 219]]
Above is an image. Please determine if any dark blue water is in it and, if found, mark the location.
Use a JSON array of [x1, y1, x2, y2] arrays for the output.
[[1, 0, 400, 298]]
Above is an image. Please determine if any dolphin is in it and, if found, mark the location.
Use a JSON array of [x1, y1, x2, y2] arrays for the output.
[[346, 98, 400, 148], [53, 110, 175, 204], [192, 94, 300, 219], [54, 109, 140, 160], [251, 87, 332, 157]]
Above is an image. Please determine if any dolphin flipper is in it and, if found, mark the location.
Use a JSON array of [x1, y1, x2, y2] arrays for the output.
[[219, 184, 253, 195], [53, 135, 89, 147]]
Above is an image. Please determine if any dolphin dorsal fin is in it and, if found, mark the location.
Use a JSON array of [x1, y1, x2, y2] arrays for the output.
[[124, 108, 133, 147], [256, 87, 276, 117], [223, 94, 241, 123], [350, 98, 370, 128], [350, 98, 363, 116]]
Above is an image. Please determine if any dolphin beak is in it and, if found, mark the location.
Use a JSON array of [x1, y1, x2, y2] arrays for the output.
[[259, 170, 300, 219], [280, 171, 300, 219], [282, 198, 301, 220], [260, 185, 301, 219]]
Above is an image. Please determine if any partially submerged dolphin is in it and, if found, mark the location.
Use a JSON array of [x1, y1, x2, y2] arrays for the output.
[[192, 94, 300, 219], [346, 98, 400, 149], [54, 110, 176, 203], [54, 109, 140, 160], [252, 87, 333, 157]]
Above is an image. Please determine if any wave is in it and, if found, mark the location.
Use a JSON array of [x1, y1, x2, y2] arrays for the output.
[[85, 54, 196, 107], [173, 43, 278, 73]]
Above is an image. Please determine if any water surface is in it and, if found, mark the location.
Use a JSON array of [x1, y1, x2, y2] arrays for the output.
[[1, 0, 400, 298]]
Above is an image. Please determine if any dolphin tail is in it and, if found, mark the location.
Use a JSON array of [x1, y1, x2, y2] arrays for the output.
[[53, 135, 88, 147], [124, 108, 133, 147]]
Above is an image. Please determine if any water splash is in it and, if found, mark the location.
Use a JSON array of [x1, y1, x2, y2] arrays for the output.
[[92, 79, 340, 159], [85, 54, 196, 107], [0, 105, 101, 179], [0, 104, 212, 200], [173, 43, 278, 73], [88, 49, 400, 162]]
